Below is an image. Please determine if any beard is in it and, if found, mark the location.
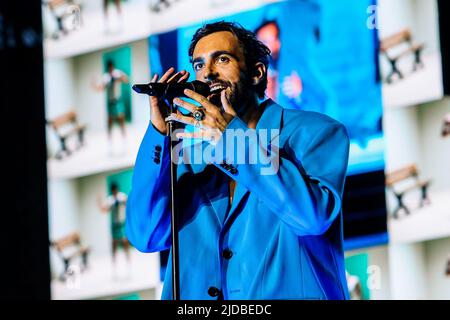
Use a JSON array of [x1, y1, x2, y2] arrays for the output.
[[206, 71, 254, 117]]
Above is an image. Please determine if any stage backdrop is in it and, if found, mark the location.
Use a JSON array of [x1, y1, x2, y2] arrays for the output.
[[148, 0, 387, 250]]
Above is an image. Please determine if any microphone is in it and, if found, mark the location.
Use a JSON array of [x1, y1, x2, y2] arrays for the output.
[[132, 80, 210, 98]]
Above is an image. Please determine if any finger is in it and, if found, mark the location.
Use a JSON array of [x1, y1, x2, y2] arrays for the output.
[[165, 113, 195, 126], [149, 75, 159, 102], [183, 89, 219, 113], [168, 70, 186, 83], [221, 89, 236, 116], [173, 97, 198, 113], [159, 67, 175, 83], [174, 97, 228, 130], [214, 115, 229, 132], [177, 71, 190, 83], [166, 113, 212, 129]]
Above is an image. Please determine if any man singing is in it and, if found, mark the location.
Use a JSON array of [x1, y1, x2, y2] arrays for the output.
[[126, 21, 350, 300]]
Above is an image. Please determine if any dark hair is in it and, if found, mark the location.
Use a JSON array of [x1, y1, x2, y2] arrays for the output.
[[188, 21, 271, 98], [110, 182, 118, 192], [254, 20, 280, 38], [106, 59, 114, 69]]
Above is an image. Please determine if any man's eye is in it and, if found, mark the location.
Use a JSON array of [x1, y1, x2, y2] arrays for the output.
[[217, 56, 230, 63], [194, 63, 204, 71]]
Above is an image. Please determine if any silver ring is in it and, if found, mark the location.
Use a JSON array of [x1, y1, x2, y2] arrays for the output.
[[192, 108, 206, 121]]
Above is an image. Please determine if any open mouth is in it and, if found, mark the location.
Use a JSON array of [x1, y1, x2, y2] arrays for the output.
[[209, 84, 227, 96], [209, 84, 226, 94]]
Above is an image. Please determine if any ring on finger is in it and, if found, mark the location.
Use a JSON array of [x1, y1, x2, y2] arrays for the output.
[[192, 108, 206, 121]]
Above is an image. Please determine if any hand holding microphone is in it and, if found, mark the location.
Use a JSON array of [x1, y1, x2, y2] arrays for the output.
[[133, 79, 210, 98], [137, 68, 191, 135], [133, 68, 234, 142]]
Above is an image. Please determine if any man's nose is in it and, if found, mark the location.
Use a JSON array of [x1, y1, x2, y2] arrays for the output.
[[203, 62, 218, 81]]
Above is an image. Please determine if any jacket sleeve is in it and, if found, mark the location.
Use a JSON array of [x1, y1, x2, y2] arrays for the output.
[[212, 116, 350, 236], [125, 122, 172, 252]]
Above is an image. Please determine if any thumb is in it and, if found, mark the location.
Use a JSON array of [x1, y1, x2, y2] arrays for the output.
[[221, 89, 236, 116]]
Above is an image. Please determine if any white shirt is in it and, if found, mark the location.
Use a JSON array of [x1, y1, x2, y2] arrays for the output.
[[105, 192, 127, 224], [102, 69, 125, 101]]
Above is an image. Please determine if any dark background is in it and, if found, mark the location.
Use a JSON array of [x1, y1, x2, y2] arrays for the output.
[[438, 0, 450, 95], [0, 2, 50, 299]]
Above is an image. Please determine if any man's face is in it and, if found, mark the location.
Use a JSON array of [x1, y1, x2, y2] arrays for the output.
[[256, 23, 280, 60], [192, 31, 253, 113]]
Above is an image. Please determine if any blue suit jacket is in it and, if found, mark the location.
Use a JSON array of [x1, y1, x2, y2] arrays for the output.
[[126, 99, 350, 300]]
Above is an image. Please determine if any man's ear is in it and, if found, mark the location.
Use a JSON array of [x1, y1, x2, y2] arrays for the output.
[[252, 62, 266, 86]]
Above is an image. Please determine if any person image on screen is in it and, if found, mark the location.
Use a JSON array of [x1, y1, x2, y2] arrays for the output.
[[92, 59, 129, 155], [98, 182, 131, 279]]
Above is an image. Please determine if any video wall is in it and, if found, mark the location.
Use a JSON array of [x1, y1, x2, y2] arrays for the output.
[[377, 0, 446, 108], [148, 0, 388, 249]]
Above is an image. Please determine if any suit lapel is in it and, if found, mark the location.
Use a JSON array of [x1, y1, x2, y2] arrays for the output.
[[177, 99, 284, 229], [176, 139, 226, 225], [223, 182, 249, 227], [222, 99, 284, 230], [199, 169, 230, 225]]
